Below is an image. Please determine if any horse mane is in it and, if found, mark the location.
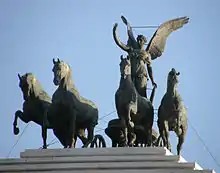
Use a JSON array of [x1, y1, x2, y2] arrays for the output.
[[25, 73, 51, 102], [58, 61, 81, 99]]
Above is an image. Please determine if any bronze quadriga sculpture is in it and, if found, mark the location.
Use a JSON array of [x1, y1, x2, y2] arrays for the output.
[[12, 15, 189, 153]]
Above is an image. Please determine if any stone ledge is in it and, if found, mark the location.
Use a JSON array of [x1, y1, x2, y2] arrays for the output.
[[20, 147, 168, 158], [24, 170, 215, 173], [164, 148, 209, 171], [0, 155, 179, 165], [0, 161, 196, 172]]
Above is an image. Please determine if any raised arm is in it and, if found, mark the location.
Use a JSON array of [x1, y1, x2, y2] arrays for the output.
[[121, 16, 136, 42], [113, 23, 130, 52], [121, 15, 138, 49]]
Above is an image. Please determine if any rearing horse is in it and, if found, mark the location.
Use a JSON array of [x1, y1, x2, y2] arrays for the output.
[[13, 73, 52, 149], [115, 55, 154, 147], [49, 58, 99, 148], [157, 68, 187, 155]]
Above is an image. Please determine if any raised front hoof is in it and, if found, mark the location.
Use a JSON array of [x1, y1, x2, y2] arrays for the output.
[[15, 110, 23, 116], [13, 127, 20, 135]]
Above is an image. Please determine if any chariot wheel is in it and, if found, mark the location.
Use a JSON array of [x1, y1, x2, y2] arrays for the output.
[[89, 134, 106, 148]]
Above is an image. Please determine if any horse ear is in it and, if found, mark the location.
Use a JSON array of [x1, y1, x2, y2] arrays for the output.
[[18, 73, 22, 81], [120, 55, 123, 61], [53, 58, 56, 64], [57, 58, 60, 63]]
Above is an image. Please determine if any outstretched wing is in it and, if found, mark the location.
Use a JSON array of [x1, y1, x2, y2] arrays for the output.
[[121, 15, 139, 49], [146, 16, 189, 60]]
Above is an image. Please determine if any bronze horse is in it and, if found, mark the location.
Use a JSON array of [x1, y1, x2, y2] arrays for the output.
[[13, 73, 52, 149], [115, 56, 154, 147], [49, 58, 99, 148], [157, 68, 187, 155], [13, 72, 104, 149]]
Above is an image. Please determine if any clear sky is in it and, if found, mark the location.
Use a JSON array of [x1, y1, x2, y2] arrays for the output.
[[0, 0, 220, 172]]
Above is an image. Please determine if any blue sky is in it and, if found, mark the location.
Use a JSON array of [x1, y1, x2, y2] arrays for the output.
[[0, 0, 220, 172]]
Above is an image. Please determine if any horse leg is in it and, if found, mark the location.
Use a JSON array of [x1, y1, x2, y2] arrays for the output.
[[13, 110, 29, 135], [158, 120, 170, 151], [129, 131, 136, 147], [112, 141, 117, 147], [155, 135, 163, 147], [41, 110, 48, 149], [82, 125, 94, 148], [77, 128, 89, 146], [98, 138, 102, 147], [145, 126, 152, 147], [41, 126, 47, 149], [164, 121, 171, 151], [68, 109, 76, 148], [126, 106, 136, 146], [177, 127, 185, 156]]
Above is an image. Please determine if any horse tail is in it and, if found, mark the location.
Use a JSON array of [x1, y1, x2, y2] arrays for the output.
[[13, 110, 21, 135], [150, 86, 156, 104], [90, 134, 106, 148]]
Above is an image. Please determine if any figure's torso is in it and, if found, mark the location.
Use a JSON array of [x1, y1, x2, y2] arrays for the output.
[[129, 49, 151, 78]]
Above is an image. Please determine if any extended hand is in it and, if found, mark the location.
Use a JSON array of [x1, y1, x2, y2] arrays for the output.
[[121, 15, 128, 25]]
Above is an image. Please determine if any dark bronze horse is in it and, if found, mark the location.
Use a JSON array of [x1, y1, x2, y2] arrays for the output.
[[13, 73, 104, 149], [49, 58, 99, 148], [13, 73, 52, 149], [115, 56, 154, 147], [157, 68, 187, 155]]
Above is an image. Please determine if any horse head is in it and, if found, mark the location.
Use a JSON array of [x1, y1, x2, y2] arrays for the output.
[[18, 73, 38, 101], [119, 55, 131, 78], [167, 68, 180, 89], [52, 58, 71, 86]]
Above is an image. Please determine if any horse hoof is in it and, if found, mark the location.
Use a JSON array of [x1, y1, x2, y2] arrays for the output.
[[82, 144, 88, 148], [15, 110, 23, 116], [13, 127, 19, 135], [42, 146, 47, 149]]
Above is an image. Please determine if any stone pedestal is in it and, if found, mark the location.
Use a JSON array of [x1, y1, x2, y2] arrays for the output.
[[0, 147, 216, 173]]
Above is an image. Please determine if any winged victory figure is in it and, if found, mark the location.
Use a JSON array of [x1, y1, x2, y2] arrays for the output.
[[113, 15, 189, 98]]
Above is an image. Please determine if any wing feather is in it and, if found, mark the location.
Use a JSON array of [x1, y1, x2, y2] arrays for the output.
[[146, 16, 189, 60]]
